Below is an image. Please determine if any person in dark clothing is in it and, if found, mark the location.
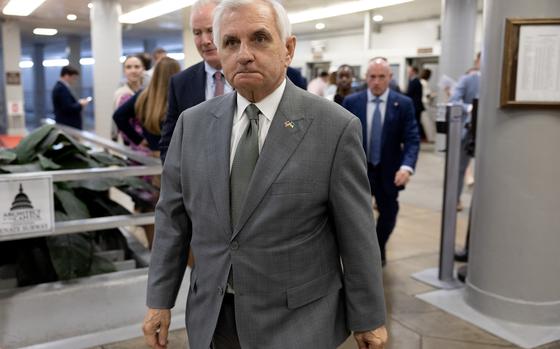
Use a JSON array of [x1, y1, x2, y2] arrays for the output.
[[333, 64, 355, 105], [406, 66, 425, 139], [52, 65, 90, 129]]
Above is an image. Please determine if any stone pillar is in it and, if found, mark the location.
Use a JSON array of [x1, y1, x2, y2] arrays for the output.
[[465, 0, 560, 325], [363, 11, 372, 51], [1, 20, 25, 134], [67, 35, 83, 97], [182, 8, 200, 68], [438, 0, 477, 102], [90, 0, 122, 139], [32, 43, 46, 125], [0, 25, 6, 133]]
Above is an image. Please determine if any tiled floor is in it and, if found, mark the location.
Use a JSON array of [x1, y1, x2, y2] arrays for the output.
[[93, 150, 560, 349]]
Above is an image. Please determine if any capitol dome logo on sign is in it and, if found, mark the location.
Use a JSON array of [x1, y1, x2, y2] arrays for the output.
[[3, 184, 42, 224]]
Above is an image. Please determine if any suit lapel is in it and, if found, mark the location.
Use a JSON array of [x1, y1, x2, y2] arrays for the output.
[[382, 91, 396, 148], [192, 62, 207, 105], [357, 91, 368, 153], [207, 93, 236, 237], [232, 81, 312, 239]]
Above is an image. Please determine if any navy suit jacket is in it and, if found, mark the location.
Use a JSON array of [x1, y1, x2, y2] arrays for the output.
[[159, 61, 206, 163], [52, 81, 83, 129], [342, 89, 420, 193], [406, 77, 424, 114]]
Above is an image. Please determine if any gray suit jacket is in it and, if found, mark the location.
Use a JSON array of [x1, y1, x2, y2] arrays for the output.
[[147, 80, 386, 349]]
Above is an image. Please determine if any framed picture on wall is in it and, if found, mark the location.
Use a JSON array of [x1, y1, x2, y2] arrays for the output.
[[500, 18, 560, 108]]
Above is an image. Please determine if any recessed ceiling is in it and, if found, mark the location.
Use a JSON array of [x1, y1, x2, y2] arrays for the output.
[[0, 0, 482, 56]]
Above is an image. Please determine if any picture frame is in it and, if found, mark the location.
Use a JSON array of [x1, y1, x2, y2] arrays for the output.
[[500, 18, 560, 108]]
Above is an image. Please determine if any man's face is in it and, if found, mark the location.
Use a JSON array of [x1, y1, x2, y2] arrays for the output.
[[366, 62, 392, 97], [218, 1, 295, 102], [192, 3, 220, 69], [337, 68, 353, 90]]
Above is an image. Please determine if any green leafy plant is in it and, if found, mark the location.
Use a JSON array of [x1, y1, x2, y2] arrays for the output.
[[0, 125, 156, 285]]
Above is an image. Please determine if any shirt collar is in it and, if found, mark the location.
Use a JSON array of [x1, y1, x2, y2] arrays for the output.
[[236, 78, 286, 122], [59, 79, 71, 88], [204, 61, 222, 78], [367, 87, 389, 103]]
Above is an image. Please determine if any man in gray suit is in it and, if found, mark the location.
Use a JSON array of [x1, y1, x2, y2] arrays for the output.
[[142, 1, 387, 348]]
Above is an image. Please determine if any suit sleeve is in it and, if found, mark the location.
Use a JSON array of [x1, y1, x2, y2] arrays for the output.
[[329, 117, 386, 332], [400, 98, 421, 170], [56, 87, 82, 115], [159, 77, 180, 164], [147, 113, 191, 309]]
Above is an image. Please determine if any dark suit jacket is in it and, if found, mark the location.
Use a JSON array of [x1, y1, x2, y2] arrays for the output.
[[159, 61, 206, 162], [52, 81, 83, 129], [148, 80, 386, 349], [406, 77, 424, 114], [342, 89, 420, 193]]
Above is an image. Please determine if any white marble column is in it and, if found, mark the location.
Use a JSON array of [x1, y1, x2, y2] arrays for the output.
[[1, 20, 25, 134], [438, 0, 477, 102], [90, 0, 122, 139], [465, 0, 560, 326]]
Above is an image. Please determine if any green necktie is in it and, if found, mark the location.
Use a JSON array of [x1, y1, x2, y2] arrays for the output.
[[230, 103, 260, 229]]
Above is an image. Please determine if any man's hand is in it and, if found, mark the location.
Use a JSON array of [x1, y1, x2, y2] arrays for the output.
[[394, 169, 411, 187], [143, 308, 171, 349], [354, 326, 388, 349]]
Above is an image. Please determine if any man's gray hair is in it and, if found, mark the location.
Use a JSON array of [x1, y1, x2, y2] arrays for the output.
[[189, 0, 220, 28], [212, 0, 291, 49]]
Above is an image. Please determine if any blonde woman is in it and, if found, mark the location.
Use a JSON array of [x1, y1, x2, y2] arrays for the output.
[[113, 57, 181, 248]]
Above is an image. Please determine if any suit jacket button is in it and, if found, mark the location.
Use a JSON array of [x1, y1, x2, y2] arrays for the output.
[[218, 287, 224, 295], [231, 241, 239, 250]]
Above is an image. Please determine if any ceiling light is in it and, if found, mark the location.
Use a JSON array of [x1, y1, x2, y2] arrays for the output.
[[2, 0, 46, 16], [120, 0, 196, 24], [167, 52, 185, 60], [33, 28, 58, 36], [19, 61, 34, 69], [80, 58, 95, 65], [88, 3, 93, 9], [43, 59, 69, 67], [315, 23, 326, 30], [67, 14, 77, 21], [373, 15, 384, 22], [289, 0, 412, 24]]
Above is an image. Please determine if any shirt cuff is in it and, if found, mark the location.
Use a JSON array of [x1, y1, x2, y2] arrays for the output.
[[400, 165, 414, 175]]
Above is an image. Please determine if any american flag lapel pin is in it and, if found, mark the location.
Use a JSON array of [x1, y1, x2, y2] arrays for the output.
[[284, 120, 295, 129]]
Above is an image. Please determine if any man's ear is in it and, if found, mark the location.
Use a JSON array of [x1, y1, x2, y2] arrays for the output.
[[285, 35, 296, 66]]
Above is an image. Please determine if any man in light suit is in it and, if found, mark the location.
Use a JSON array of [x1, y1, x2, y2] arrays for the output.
[[343, 58, 420, 265], [159, 0, 308, 164], [143, 1, 387, 348], [52, 65, 90, 129]]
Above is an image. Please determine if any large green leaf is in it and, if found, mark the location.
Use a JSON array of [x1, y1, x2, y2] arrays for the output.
[[38, 154, 62, 170], [46, 232, 93, 280], [68, 178, 124, 191], [54, 187, 90, 220], [13, 125, 56, 163], [0, 149, 17, 164], [89, 254, 117, 275], [0, 162, 42, 173], [90, 152, 127, 167]]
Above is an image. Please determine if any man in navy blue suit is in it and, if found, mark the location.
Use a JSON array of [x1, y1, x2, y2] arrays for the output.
[[159, 0, 233, 163], [52, 65, 89, 129], [343, 57, 420, 264]]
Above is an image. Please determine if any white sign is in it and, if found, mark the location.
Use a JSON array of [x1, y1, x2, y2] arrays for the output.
[[515, 25, 560, 102], [0, 175, 55, 237]]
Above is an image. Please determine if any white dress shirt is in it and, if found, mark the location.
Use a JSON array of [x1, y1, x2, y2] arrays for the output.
[[205, 61, 233, 100], [366, 88, 414, 174], [230, 79, 286, 169]]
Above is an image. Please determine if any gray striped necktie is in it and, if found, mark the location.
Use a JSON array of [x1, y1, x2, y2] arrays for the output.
[[230, 103, 260, 229]]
